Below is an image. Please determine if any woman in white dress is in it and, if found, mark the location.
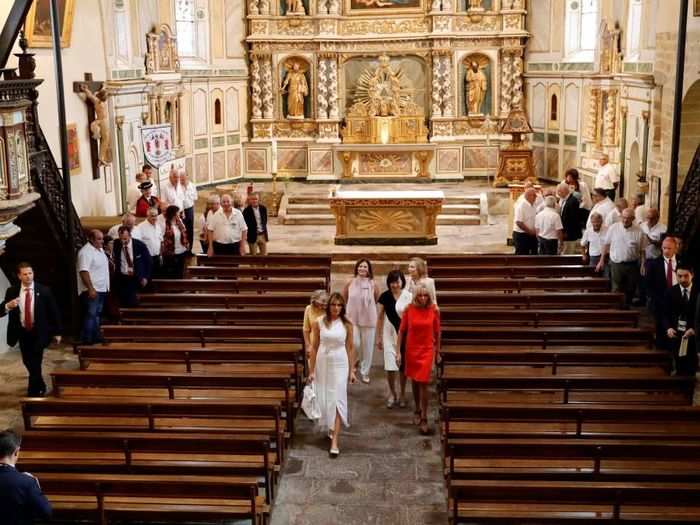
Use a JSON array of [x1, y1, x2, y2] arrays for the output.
[[375, 270, 407, 408], [308, 292, 357, 457]]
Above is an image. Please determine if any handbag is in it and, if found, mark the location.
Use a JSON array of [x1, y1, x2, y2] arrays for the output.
[[395, 287, 413, 318], [301, 383, 321, 420]]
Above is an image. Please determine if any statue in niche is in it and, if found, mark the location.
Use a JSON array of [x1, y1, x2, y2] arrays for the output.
[[80, 84, 113, 165], [285, 0, 306, 14], [468, 0, 483, 8], [281, 59, 309, 119], [465, 59, 488, 115]]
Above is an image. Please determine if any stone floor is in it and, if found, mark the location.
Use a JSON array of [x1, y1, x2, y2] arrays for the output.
[[270, 350, 447, 525]]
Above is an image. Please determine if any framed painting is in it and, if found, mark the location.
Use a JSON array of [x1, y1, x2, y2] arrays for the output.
[[25, 0, 75, 48], [695, 0, 700, 16], [345, 0, 423, 15], [66, 123, 80, 174]]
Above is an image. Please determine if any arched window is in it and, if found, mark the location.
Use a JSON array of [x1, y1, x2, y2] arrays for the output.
[[564, 0, 599, 61], [550, 94, 558, 121], [625, 0, 643, 61], [175, 0, 196, 57], [214, 99, 222, 125]]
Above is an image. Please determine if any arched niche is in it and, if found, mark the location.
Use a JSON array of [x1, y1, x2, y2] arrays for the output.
[[279, 56, 312, 120], [461, 53, 492, 117], [211, 88, 224, 133], [548, 85, 561, 130]]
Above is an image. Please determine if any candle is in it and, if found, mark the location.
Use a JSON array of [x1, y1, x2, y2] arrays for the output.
[[271, 139, 278, 174]]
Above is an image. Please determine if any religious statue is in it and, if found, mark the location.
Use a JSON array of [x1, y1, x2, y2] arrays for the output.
[[281, 60, 309, 120], [468, 0, 483, 8], [80, 84, 113, 165], [466, 60, 488, 115], [285, 0, 306, 15]]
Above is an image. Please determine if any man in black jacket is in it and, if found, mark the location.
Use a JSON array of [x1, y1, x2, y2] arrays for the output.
[[0, 263, 61, 396], [243, 193, 269, 255], [647, 237, 678, 346], [556, 182, 582, 254], [663, 262, 698, 375], [0, 430, 52, 524], [112, 226, 152, 307]]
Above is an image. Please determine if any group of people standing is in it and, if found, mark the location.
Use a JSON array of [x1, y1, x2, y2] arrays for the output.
[[305, 257, 440, 456]]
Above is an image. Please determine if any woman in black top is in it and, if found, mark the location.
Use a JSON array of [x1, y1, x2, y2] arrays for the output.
[[375, 270, 407, 408]]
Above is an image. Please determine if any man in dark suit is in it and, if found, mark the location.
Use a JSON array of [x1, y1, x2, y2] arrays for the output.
[[556, 182, 582, 254], [0, 429, 52, 524], [662, 262, 697, 375], [112, 226, 152, 307], [243, 193, 269, 256], [0, 263, 61, 396], [647, 236, 678, 347]]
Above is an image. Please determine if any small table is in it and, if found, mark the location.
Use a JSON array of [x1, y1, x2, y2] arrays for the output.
[[329, 190, 444, 245]]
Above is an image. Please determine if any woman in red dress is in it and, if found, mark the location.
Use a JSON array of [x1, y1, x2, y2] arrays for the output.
[[397, 284, 440, 435]]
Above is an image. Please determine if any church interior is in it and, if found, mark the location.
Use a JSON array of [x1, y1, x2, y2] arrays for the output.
[[0, 0, 700, 523]]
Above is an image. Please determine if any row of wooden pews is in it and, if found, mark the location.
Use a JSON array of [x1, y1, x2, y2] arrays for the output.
[[17, 254, 330, 525], [429, 255, 700, 524]]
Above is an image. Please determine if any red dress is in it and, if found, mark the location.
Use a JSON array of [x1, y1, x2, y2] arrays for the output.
[[400, 304, 440, 383]]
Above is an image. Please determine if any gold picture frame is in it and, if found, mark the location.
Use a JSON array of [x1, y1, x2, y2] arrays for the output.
[[66, 123, 80, 174], [25, 0, 75, 48], [344, 0, 423, 16]]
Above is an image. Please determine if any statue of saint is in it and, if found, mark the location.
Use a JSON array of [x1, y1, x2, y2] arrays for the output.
[[281, 62, 308, 119], [466, 61, 487, 115], [80, 85, 113, 165], [285, 0, 306, 15]]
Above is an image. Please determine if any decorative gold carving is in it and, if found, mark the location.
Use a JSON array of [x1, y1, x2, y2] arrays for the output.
[[340, 18, 429, 35], [273, 121, 318, 138], [454, 15, 499, 32], [603, 89, 618, 147], [253, 122, 273, 139], [504, 14, 520, 29], [341, 151, 353, 178], [286, 0, 307, 15], [276, 19, 315, 35], [145, 24, 180, 75], [584, 87, 601, 142], [350, 209, 420, 233], [599, 20, 622, 75], [251, 21, 268, 34]]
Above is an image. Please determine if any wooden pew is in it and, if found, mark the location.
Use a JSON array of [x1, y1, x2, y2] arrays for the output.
[[37, 473, 265, 525], [430, 265, 594, 279], [435, 277, 609, 292], [439, 309, 639, 327], [448, 479, 700, 524], [150, 278, 326, 294], [439, 373, 694, 405], [427, 254, 582, 267], [119, 307, 303, 326], [441, 403, 700, 441], [440, 326, 653, 347], [19, 431, 276, 502], [197, 254, 332, 268], [101, 325, 303, 345], [137, 292, 311, 308], [187, 265, 330, 289], [436, 292, 624, 309], [447, 438, 700, 483]]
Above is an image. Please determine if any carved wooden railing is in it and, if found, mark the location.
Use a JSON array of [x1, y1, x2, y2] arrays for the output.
[[671, 143, 700, 238]]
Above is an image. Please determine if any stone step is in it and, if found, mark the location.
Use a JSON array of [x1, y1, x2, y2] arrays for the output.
[[287, 194, 481, 206], [285, 202, 481, 216], [441, 204, 480, 215], [282, 213, 480, 226]]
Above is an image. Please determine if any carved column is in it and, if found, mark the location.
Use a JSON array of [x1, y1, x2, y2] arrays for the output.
[[260, 55, 274, 120], [327, 55, 339, 119], [317, 57, 329, 119], [431, 54, 442, 116], [584, 88, 600, 142], [500, 50, 513, 116], [441, 55, 453, 117], [603, 89, 618, 146], [251, 55, 263, 119], [511, 49, 524, 109], [176, 90, 185, 148]]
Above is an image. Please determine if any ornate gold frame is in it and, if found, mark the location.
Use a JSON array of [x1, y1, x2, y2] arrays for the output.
[[25, 0, 75, 48], [343, 0, 424, 16]]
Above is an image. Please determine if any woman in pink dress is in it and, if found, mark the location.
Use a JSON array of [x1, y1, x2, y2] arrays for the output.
[[397, 284, 440, 435]]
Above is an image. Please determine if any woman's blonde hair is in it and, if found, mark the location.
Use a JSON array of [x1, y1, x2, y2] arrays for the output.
[[310, 289, 329, 307], [411, 283, 434, 308], [409, 257, 428, 278]]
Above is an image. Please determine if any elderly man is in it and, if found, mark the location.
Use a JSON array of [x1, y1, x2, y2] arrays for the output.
[[581, 212, 607, 273], [663, 262, 698, 375], [604, 198, 628, 227], [77, 230, 110, 344], [587, 188, 616, 229], [243, 193, 269, 256], [161, 166, 184, 212], [135, 181, 161, 217], [641, 208, 667, 260], [179, 169, 197, 252], [557, 182, 582, 254], [535, 196, 563, 255], [107, 212, 136, 239], [600, 208, 646, 308], [207, 194, 248, 256], [595, 153, 619, 200], [631, 193, 648, 225], [113, 226, 151, 307], [133, 207, 163, 278], [513, 187, 538, 255]]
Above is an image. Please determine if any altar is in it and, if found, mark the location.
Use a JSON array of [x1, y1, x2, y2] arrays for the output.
[[329, 190, 444, 245]]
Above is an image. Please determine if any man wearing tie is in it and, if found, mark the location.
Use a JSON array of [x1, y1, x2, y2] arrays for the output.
[[0, 263, 61, 396], [663, 262, 697, 375], [646, 237, 678, 347], [112, 226, 152, 307]]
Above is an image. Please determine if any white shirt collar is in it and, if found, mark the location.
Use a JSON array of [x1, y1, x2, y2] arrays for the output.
[[681, 283, 693, 295]]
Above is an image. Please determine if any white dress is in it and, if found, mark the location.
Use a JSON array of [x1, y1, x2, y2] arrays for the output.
[[382, 315, 399, 372], [314, 317, 350, 431]]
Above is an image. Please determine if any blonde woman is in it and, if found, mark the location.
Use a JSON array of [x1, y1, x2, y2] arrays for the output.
[[303, 290, 329, 361], [397, 257, 438, 317], [308, 293, 357, 457]]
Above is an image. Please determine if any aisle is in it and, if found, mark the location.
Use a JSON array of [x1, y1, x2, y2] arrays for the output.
[[270, 351, 447, 525]]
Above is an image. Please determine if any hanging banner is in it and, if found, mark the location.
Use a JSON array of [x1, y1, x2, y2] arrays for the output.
[[141, 124, 173, 168]]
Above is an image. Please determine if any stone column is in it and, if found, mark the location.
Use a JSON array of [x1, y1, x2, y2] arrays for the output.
[[260, 55, 274, 120], [500, 49, 513, 116], [441, 54, 453, 117], [327, 55, 339, 119], [431, 54, 442, 116], [511, 49, 524, 108], [251, 55, 263, 119], [317, 57, 329, 120], [603, 89, 618, 146]]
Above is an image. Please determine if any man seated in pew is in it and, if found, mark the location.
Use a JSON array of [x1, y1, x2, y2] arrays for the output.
[[535, 196, 563, 255], [581, 212, 607, 272], [663, 262, 698, 375], [243, 193, 269, 256], [0, 429, 52, 524], [207, 194, 248, 256], [113, 226, 152, 307], [106, 212, 136, 240]]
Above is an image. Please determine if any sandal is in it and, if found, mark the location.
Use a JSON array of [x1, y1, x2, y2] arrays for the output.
[[419, 418, 430, 435], [412, 410, 421, 425]]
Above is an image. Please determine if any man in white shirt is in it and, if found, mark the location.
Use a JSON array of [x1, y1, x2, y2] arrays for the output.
[[631, 193, 648, 225], [535, 196, 563, 255], [133, 207, 163, 276], [161, 166, 184, 212], [77, 230, 110, 344], [641, 208, 667, 260], [513, 187, 538, 255], [581, 212, 608, 271], [594, 153, 619, 199], [179, 169, 197, 253], [587, 189, 616, 229], [600, 208, 646, 308], [604, 198, 628, 227], [207, 194, 248, 256], [107, 213, 136, 240]]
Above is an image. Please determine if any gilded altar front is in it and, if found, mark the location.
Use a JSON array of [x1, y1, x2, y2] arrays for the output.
[[330, 190, 444, 245]]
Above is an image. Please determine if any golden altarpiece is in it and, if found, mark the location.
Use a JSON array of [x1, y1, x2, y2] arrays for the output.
[[245, 0, 529, 180]]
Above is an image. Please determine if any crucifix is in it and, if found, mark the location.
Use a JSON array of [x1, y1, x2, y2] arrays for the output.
[[73, 73, 112, 180]]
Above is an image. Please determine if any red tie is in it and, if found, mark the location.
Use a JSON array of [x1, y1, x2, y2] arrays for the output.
[[24, 288, 32, 330], [666, 259, 673, 288]]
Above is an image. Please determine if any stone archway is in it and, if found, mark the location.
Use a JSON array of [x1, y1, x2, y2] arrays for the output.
[[679, 80, 700, 188], [627, 141, 640, 198]]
